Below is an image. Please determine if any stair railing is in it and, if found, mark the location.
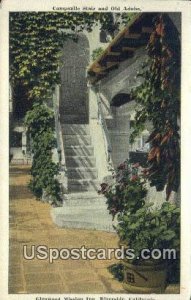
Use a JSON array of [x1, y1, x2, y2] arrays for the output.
[[96, 88, 114, 172], [53, 85, 68, 193]]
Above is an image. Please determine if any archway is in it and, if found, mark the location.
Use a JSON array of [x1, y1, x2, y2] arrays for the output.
[[107, 93, 132, 168], [59, 34, 89, 124]]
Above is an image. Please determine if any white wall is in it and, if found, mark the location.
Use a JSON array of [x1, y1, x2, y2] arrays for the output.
[[89, 46, 179, 205], [89, 87, 112, 181]]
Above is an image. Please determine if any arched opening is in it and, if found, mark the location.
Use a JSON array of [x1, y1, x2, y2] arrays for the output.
[[110, 93, 131, 107], [106, 93, 151, 168], [59, 34, 90, 124], [13, 83, 32, 121], [106, 93, 132, 169], [99, 30, 108, 43]]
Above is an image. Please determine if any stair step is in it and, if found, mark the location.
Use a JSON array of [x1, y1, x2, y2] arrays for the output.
[[61, 115, 88, 124], [61, 122, 99, 192], [65, 146, 94, 156], [68, 179, 100, 192], [65, 156, 96, 167], [63, 192, 105, 205], [62, 124, 90, 135], [51, 207, 115, 232], [51, 202, 115, 232], [64, 135, 91, 146], [67, 167, 98, 179]]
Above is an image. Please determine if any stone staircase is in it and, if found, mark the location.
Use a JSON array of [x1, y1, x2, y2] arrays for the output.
[[51, 192, 115, 232], [63, 124, 100, 193], [51, 123, 114, 232]]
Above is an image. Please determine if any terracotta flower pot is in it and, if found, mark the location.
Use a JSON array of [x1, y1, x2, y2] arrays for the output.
[[122, 259, 167, 294]]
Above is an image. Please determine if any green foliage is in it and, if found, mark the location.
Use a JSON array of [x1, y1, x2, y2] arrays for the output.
[[9, 12, 121, 98], [91, 47, 105, 61], [108, 200, 180, 283], [10, 12, 137, 100], [121, 12, 138, 25], [25, 103, 61, 204], [10, 12, 74, 100], [117, 202, 180, 262], [117, 201, 180, 281], [130, 14, 180, 199], [108, 263, 124, 282], [100, 160, 180, 282]]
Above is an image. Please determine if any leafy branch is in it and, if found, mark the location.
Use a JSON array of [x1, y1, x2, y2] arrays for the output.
[[130, 14, 180, 200]]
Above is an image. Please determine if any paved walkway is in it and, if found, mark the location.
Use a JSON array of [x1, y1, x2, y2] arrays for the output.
[[9, 165, 179, 294]]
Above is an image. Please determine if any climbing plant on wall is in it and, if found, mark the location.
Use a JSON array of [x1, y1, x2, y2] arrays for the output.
[[10, 12, 136, 92], [10, 12, 137, 203], [10, 12, 73, 204], [130, 14, 180, 200], [10, 12, 94, 100], [25, 103, 61, 204]]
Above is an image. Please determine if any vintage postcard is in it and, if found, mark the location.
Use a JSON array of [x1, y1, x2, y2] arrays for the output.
[[0, 0, 191, 299]]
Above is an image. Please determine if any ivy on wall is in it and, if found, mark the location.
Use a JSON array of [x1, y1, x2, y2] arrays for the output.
[[10, 12, 136, 203], [130, 14, 180, 200], [25, 103, 61, 204], [91, 47, 105, 61]]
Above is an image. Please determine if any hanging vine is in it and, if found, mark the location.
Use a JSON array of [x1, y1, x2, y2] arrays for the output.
[[130, 14, 180, 200]]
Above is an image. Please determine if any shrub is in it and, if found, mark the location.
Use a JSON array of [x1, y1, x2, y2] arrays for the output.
[[25, 103, 61, 205], [98, 160, 147, 218]]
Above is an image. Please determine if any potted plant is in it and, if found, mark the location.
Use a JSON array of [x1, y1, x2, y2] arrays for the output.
[[99, 160, 180, 293], [117, 202, 180, 293]]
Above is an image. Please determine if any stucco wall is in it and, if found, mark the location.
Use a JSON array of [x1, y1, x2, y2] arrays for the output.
[[98, 47, 147, 106], [94, 47, 147, 169]]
